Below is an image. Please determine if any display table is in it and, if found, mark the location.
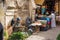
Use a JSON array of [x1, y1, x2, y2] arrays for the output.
[[29, 22, 42, 32]]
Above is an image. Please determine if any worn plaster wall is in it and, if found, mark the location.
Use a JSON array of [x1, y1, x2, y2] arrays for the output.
[[0, 3, 5, 26]]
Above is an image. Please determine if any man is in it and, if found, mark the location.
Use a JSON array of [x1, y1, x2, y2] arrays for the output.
[[0, 22, 3, 40], [51, 11, 56, 28], [11, 14, 21, 32], [26, 16, 32, 27], [25, 16, 34, 34]]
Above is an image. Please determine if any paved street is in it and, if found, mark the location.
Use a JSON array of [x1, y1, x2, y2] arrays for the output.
[[26, 26, 60, 40]]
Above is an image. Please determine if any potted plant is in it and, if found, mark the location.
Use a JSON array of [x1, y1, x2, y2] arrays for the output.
[[8, 32, 29, 40], [4, 31, 6, 37], [57, 34, 60, 40], [4, 31, 7, 40]]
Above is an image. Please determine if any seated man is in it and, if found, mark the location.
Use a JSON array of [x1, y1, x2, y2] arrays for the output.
[[25, 16, 32, 28], [25, 16, 33, 33], [11, 14, 21, 32]]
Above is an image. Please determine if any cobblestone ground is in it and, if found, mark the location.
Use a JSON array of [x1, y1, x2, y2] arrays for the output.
[[26, 26, 60, 40]]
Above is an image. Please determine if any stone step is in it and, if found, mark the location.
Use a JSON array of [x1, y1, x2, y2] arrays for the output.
[[26, 35, 46, 40]]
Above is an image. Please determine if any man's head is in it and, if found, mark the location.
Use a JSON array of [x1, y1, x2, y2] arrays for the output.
[[14, 13, 18, 18]]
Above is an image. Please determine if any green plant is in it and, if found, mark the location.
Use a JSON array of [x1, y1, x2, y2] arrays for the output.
[[57, 34, 60, 40], [4, 31, 8, 40], [8, 32, 28, 40], [4, 31, 6, 37]]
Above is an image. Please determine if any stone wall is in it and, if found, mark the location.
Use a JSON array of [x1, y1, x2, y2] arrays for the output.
[[5, 0, 36, 27], [0, 3, 5, 26], [17, 0, 29, 21], [5, 0, 30, 27], [29, 0, 36, 21]]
